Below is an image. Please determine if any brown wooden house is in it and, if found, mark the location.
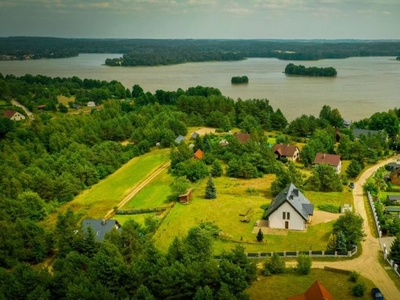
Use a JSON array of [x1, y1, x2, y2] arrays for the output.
[[178, 189, 193, 204], [272, 144, 300, 162], [390, 169, 400, 185]]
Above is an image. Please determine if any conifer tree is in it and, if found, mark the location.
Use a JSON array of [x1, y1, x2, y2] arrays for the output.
[[326, 233, 337, 251], [336, 231, 347, 252], [210, 160, 223, 177], [389, 236, 400, 263], [256, 228, 264, 242], [205, 175, 217, 199]]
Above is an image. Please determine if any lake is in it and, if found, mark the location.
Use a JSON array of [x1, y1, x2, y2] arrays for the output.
[[1, 54, 399, 121]]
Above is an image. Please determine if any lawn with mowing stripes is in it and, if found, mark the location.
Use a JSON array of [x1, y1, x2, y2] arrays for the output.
[[44, 148, 169, 226], [121, 168, 173, 209]]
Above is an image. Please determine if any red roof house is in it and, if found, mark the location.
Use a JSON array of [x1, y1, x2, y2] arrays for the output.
[[234, 132, 250, 143], [272, 144, 300, 162], [314, 153, 341, 174], [2, 110, 25, 121], [287, 280, 334, 300]]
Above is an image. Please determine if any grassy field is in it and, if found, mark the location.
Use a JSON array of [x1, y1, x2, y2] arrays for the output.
[[57, 95, 75, 106], [121, 169, 174, 209], [247, 268, 376, 300], [44, 148, 169, 226], [152, 172, 344, 253]]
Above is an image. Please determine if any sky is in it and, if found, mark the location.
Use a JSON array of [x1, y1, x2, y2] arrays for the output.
[[0, 0, 399, 39]]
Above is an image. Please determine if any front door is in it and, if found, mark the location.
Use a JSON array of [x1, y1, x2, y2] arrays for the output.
[[285, 221, 289, 229]]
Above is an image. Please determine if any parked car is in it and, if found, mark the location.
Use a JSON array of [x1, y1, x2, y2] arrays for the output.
[[371, 287, 384, 300], [349, 182, 355, 189]]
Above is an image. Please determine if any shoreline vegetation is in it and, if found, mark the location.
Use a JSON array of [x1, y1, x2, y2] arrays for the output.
[[231, 75, 249, 84], [284, 63, 337, 77], [1, 37, 400, 66]]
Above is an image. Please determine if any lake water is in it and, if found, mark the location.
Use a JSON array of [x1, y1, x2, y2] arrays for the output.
[[1, 54, 399, 121]]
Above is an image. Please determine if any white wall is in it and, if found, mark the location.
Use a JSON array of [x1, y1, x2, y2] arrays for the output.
[[268, 201, 305, 230]]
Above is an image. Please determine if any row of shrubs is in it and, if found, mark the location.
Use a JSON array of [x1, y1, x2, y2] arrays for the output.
[[116, 206, 168, 215]]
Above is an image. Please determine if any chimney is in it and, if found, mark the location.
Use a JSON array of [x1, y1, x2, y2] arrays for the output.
[[101, 219, 106, 226], [323, 154, 326, 159]]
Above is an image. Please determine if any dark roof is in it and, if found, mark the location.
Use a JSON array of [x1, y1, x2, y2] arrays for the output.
[[387, 195, 400, 201], [386, 163, 400, 170], [174, 135, 186, 144], [234, 132, 250, 143], [3, 110, 16, 118], [265, 183, 314, 221], [272, 144, 299, 157], [353, 128, 381, 138], [82, 219, 120, 241], [287, 280, 334, 300], [314, 153, 341, 167], [191, 132, 199, 139]]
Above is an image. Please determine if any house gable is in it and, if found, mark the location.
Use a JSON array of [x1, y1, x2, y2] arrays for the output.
[[287, 280, 334, 300], [265, 183, 314, 230], [272, 144, 300, 161]]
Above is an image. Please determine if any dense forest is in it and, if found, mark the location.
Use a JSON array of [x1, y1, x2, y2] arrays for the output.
[[1, 37, 400, 66], [284, 63, 337, 77], [2, 73, 400, 298]]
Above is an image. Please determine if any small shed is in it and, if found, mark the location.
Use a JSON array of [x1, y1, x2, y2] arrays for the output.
[[87, 101, 96, 107], [191, 132, 199, 140], [175, 135, 186, 144], [387, 195, 400, 202], [178, 189, 193, 204], [193, 149, 204, 160]]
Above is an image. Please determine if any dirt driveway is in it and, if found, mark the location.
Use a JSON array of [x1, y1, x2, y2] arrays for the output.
[[286, 156, 400, 300]]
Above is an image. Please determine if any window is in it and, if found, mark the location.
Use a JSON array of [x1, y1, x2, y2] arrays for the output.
[[282, 212, 286, 219], [287, 212, 290, 220]]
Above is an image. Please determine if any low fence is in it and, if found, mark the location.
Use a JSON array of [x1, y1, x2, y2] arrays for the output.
[[214, 246, 357, 260], [366, 191, 382, 237], [383, 247, 400, 279]]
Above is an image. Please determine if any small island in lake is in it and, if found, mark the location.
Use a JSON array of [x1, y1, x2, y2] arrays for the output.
[[284, 63, 337, 77], [231, 75, 249, 84]]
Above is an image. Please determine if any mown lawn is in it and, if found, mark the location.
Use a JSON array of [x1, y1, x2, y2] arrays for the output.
[[44, 148, 169, 226], [153, 173, 343, 254], [247, 268, 376, 300], [121, 169, 173, 209]]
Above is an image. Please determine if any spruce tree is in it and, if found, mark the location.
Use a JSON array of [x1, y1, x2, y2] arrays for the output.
[[326, 233, 337, 251], [389, 236, 400, 264], [205, 175, 217, 199], [256, 228, 264, 242], [336, 231, 347, 252]]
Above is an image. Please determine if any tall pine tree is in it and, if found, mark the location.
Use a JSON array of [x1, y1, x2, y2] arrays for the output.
[[205, 175, 217, 199]]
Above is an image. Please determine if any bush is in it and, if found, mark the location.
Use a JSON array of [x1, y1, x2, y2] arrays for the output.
[[296, 254, 312, 275], [263, 253, 285, 275], [349, 270, 359, 282], [317, 204, 340, 213], [351, 282, 366, 297]]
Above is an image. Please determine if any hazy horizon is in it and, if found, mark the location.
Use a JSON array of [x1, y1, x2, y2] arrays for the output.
[[1, 1, 399, 40]]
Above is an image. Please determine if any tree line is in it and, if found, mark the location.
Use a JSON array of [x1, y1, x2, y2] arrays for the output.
[[1, 37, 400, 65]]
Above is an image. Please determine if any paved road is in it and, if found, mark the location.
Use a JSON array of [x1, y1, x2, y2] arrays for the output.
[[286, 156, 400, 299]]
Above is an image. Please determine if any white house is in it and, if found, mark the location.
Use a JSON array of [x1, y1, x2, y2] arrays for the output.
[[3, 110, 26, 121], [264, 183, 314, 231], [87, 101, 96, 107]]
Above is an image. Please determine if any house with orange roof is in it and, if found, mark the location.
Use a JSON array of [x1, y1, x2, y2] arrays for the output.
[[286, 280, 334, 300], [193, 149, 204, 160], [2, 110, 25, 121]]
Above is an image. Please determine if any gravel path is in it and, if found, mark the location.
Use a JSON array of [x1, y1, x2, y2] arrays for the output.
[[286, 157, 400, 299]]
